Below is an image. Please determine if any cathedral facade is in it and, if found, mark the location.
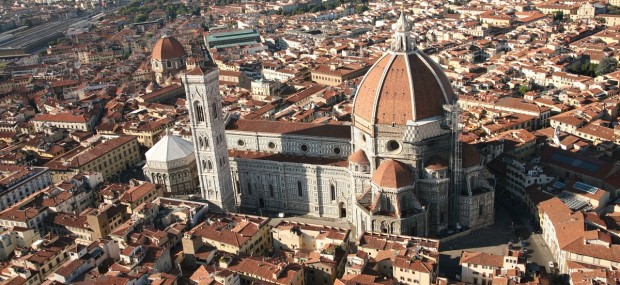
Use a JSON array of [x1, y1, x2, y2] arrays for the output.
[[180, 13, 495, 238]]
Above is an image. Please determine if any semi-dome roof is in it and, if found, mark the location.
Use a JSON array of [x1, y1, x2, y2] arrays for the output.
[[352, 13, 455, 126], [425, 156, 448, 171], [152, 36, 187, 61], [371, 159, 413, 189], [348, 149, 370, 165], [146, 133, 194, 163]]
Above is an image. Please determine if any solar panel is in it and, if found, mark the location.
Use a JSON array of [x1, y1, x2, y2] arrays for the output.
[[573, 182, 598, 194], [558, 192, 591, 211], [552, 181, 565, 190], [550, 153, 600, 173]]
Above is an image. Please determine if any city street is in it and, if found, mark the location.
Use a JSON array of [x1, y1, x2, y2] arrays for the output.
[[438, 196, 554, 280]]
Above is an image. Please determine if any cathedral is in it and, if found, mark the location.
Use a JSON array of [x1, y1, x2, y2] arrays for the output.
[[178, 13, 496, 238]]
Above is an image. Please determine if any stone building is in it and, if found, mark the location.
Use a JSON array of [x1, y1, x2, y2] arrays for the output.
[[179, 12, 496, 238], [151, 35, 187, 84], [143, 132, 199, 196]]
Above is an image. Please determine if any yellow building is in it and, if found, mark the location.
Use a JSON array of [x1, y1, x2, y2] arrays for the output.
[[11, 235, 76, 279], [122, 118, 172, 147], [537, 4, 578, 16], [600, 14, 620, 26], [44, 135, 141, 182], [224, 255, 305, 285], [356, 232, 440, 283], [311, 62, 370, 86], [182, 213, 271, 266], [480, 15, 513, 27], [272, 221, 350, 285], [32, 112, 97, 132], [393, 256, 436, 285], [48, 203, 128, 242], [119, 182, 164, 214]]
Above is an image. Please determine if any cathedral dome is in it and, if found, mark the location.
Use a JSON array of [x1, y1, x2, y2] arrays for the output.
[[348, 149, 370, 165], [152, 36, 187, 61], [425, 157, 448, 171], [353, 13, 455, 126], [371, 159, 413, 189], [146, 133, 194, 163]]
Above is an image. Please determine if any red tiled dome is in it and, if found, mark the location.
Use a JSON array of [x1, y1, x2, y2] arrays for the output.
[[425, 156, 448, 171], [371, 159, 413, 189], [152, 36, 187, 61], [348, 149, 370, 165], [353, 51, 455, 126]]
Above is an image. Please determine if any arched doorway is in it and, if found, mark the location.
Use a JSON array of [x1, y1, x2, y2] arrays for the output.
[[339, 202, 346, 218], [381, 221, 388, 233]]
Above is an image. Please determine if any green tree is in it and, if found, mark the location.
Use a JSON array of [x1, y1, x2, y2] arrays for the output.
[[133, 13, 148, 23], [517, 85, 531, 95], [595, 57, 618, 76], [554, 11, 564, 21], [355, 4, 368, 14], [24, 19, 33, 27], [609, 5, 620, 15]]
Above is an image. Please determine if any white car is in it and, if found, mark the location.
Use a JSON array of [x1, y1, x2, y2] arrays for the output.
[[549, 261, 555, 268]]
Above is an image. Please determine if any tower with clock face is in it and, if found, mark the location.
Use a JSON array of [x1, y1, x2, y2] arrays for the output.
[[182, 67, 235, 212]]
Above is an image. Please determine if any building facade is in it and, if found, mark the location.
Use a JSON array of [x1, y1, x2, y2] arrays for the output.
[[182, 67, 236, 212], [151, 36, 187, 84], [143, 132, 200, 196], [181, 13, 496, 238]]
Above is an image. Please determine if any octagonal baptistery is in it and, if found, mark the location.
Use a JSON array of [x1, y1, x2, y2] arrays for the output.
[[351, 12, 457, 168]]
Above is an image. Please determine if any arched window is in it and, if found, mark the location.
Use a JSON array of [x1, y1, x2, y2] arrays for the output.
[[212, 102, 218, 119], [247, 182, 252, 195], [297, 181, 303, 197], [381, 221, 388, 233], [199, 137, 203, 149], [204, 137, 209, 148], [201, 160, 207, 170], [194, 101, 205, 122], [385, 196, 392, 212], [269, 184, 274, 198], [207, 160, 213, 171], [330, 184, 336, 201]]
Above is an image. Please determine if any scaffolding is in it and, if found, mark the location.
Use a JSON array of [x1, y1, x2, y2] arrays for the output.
[[443, 103, 462, 228]]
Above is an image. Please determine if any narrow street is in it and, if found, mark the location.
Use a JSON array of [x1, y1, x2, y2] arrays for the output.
[[438, 195, 555, 280]]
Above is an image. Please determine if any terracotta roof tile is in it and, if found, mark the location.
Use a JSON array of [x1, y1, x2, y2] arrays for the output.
[[371, 159, 413, 189], [152, 36, 187, 61]]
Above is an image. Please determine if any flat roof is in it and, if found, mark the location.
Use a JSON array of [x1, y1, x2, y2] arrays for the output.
[[549, 152, 600, 173], [206, 29, 260, 42]]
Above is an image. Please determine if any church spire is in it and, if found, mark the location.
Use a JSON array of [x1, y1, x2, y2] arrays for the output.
[[390, 10, 415, 53]]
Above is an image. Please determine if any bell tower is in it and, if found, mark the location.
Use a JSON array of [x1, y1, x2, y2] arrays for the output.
[[182, 66, 235, 212]]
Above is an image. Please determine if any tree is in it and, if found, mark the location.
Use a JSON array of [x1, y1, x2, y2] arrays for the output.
[[24, 19, 33, 27], [595, 57, 618, 76], [557, 24, 565, 33], [133, 13, 148, 23], [355, 4, 368, 14], [609, 5, 620, 15], [554, 11, 564, 21], [517, 85, 531, 95]]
